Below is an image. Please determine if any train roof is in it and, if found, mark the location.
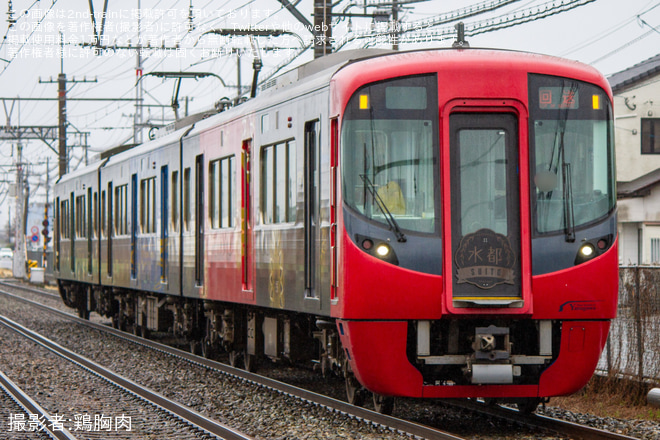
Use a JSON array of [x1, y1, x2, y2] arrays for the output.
[[56, 159, 106, 185], [60, 47, 610, 179]]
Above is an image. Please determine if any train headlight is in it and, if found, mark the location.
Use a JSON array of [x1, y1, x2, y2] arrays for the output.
[[356, 234, 399, 265], [375, 243, 391, 257], [580, 244, 594, 257], [574, 243, 596, 265]]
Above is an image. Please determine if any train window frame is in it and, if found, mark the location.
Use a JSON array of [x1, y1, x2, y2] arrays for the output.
[[183, 167, 191, 232], [528, 73, 616, 237], [75, 194, 86, 239], [114, 184, 128, 236], [260, 139, 297, 225], [341, 74, 440, 236], [171, 170, 179, 232], [93, 191, 98, 238], [208, 155, 236, 229], [209, 159, 220, 228], [101, 190, 106, 238], [140, 176, 157, 234], [60, 199, 70, 239]]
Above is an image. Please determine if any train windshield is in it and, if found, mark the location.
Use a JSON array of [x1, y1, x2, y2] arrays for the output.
[[341, 75, 439, 234], [529, 74, 615, 236]]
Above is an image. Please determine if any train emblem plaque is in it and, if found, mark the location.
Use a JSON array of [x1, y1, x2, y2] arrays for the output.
[[455, 228, 516, 289]]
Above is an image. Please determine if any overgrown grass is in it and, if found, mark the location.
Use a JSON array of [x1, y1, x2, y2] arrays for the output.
[[551, 375, 660, 421]]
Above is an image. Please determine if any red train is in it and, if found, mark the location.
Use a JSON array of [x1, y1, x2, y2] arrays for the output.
[[54, 48, 618, 413]]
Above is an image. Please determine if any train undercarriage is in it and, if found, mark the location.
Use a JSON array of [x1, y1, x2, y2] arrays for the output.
[[56, 280, 390, 408], [58, 279, 551, 414]]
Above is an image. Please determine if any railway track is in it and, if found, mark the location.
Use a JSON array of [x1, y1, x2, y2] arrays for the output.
[[0, 281, 644, 440], [0, 370, 75, 440], [0, 314, 251, 440]]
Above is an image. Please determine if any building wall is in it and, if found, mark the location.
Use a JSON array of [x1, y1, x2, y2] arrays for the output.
[[613, 76, 660, 183], [618, 183, 660, 265], [618, 221, 639, 266]]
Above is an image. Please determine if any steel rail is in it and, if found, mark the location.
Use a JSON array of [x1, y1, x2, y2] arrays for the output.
[[0, 313, 253, 440], [1, 284, 642, 439], [6, 283, 644, 439], [0, 287, 463, 440], [446, 398, 640, 440], [0, 280, 60, 300], [0, 370, 79, 440]]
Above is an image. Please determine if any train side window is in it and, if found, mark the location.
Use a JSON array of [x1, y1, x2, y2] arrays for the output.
[[210, 156, 236, 229], [93, 191, 98, 238], [221, 156, 235, 228], [115, 184, 128, 236], [60, 199, 69, 239], [172, 171, 179, 232], [101, 190, 106, 237], [55, 197, 60, 271], [75, 194, 86, 239], [287, 141, 296, 221], [261, 141, 296, 224], [209, 159, 220, 228], [183, 167, 191, 232], [140, 177, 156, 233]]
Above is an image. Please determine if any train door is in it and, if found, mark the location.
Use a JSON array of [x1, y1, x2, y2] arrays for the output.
[[55, 197, 60, 272], [241, 140, 253, 295], [131, 173, 138, 279], [107, 182, 113, 278], [70, 192, 75, 273], [304, 120, 320, 300], [160, 165, 168, 284], [194, 155, 204, 286], [449, 113, 522, 306], [87, 187, 93, 275]]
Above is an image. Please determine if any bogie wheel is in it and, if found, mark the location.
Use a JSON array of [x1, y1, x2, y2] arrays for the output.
[[345, 374, 366, 407], [228, 350, 243, 369], [77, 307, 90, 320], [244, 351, 258, 373], [201, 337, 216, 359], [515, 398, 541, 414], [373, 393, 395, 415], [189, 340, 200, 356]]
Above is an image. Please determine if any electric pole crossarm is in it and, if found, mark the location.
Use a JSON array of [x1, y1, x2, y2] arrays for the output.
[[277, 0, 315, 31], [0, 126, 58, 141]]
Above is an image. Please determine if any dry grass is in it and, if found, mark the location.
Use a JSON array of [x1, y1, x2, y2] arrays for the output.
[[551, 376, 660, 421]]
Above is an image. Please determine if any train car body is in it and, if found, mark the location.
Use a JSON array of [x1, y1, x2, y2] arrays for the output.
[[54, 48, 618, 411]]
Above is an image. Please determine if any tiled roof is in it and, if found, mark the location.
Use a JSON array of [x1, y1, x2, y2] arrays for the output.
[[608, 53, 660, 93], [618, 168, 660, 198]]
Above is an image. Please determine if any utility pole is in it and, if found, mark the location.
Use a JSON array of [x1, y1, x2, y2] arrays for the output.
[[58, 70, 66, 177], [314, 0, 333, 58], [43, 157, 50, 268], [134, 0, 144, 145], [391, 0, 399, 50], [12, 142, 25, 279], [40, 33, 97, 178]]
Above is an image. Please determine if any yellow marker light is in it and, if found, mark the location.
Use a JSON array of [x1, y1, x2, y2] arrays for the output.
[[359, 94, 369, 110], [592, 94, 601, 110]]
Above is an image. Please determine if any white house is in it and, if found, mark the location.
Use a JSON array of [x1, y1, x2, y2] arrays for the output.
[[608, 54, 660, 265]]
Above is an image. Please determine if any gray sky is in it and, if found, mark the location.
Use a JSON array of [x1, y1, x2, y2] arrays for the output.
[[0, 0, 658, 225]]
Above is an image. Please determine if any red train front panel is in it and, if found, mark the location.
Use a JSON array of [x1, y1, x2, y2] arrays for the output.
[[330, 50, 618, 399]]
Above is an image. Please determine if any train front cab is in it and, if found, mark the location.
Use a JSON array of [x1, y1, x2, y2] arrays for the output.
[[54, 162, 103, 318], [331, 51, 618, 405]]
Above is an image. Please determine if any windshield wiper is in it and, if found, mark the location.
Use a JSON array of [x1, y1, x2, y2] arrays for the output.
[[359, 174, 406, 243], [562, 162, 575, 242]]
